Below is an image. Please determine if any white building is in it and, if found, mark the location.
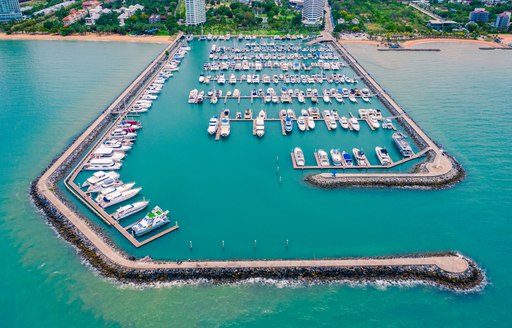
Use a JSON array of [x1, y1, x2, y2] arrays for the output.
[[115, 4, 143, 26], [185, 0, 205, 26], [302, 0, 323, 25], [85, 5, 111, 25]]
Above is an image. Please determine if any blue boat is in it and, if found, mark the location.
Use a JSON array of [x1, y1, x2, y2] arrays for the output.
[[342, 151, 353, 166]]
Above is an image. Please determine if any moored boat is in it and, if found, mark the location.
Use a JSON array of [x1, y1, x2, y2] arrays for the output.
[[113, 200, 150, 220], [330, 149, 342, 166], [352, 148, 369, 166], [99, 187, 142, 208], [317, 149, 330, 166], [392, 132, 413, 157], [349, 117, 360, 131], [207, 116, 219, 135], [130, 206, 170, 236], [375, 147, 392, 166], [341, 151, 353, 166], [255, 116, 265, 137], [297, 116, 306, 131], [293, 147, 305, 166]]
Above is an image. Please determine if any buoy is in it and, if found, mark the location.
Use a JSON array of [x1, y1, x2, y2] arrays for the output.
[[189, 240, 193, 249], [222, 240, 225, 249], [254, 240, 257, 249], [286, 239, 289, 249], [279, 176, 282, 184]]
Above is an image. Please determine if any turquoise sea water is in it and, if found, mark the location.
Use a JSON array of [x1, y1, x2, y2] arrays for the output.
[[1, 40, 511, 326]]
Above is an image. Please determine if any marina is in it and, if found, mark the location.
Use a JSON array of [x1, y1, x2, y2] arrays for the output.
[[36, 35, 459, 260]]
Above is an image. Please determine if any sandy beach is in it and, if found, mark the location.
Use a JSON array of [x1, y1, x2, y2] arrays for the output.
[[402, 38, 504, 48], [0, 32, 175, 43]]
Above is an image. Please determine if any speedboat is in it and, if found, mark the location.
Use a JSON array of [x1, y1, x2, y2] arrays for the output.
[[244, 108, 252, 119], [131, 206, 170, 236], [330, 149, 342, 166], [335, 93, 345, 103], [229, 74, 237, 84], [113, 200, 150, 221], [362, 96, 370, 103], [279, 109, 287, 119], [297, 116, 306, 131], [341, 151, 353, 166], [255, 116, 265, 137], [207, 116, 219, 135], [349, 117, 360, 131], [375, 147, 392, 166], [258, 110, 266, 119], [286, 109, 294, 118], [293, 147, 305, 166], [349, 95, 358, 103], [353, 148, 369, 166], [199, 74, 205, 83], [188, 89, 198, 104], [340, 116, 349, 129], [317, 149, 330, 166], [323, 94, 331, 103], [220, 117, 230, 137], [392, 132, 413, 157], [284, 117, 293, 133], [298, 95, 305, 103], [210, 94, 218, 104]]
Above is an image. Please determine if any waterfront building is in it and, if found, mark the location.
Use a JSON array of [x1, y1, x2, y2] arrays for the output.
[[33, 0, 75, 16], [63, 8, 87, 26], [302, 0, 323, 25], [427, 19, 459, 31], [185, 0, 205, 26], [148, 13, 160, 24], [495, 12, 510, 31], [469, 8, 489, 23], [0, 0, 21, 22]]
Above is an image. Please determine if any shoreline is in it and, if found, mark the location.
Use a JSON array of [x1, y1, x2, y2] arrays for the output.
[[29, 36, 482, 290], [0, 32, 175, 43], [339, 38, 504, 48]]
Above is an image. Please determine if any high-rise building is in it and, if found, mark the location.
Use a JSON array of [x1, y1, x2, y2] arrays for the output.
[[302, 0, 323, 25], [469, 8, 489, 23], [185, 0, 206, 26], [495, 12, 510, 31], [0, 0, 22, 22]]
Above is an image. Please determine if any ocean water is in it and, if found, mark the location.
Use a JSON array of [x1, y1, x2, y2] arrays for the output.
[[0, 40, 511, 326]]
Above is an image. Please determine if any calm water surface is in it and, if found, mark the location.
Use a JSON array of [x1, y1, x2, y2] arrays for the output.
[[0, 40, 511, 326]]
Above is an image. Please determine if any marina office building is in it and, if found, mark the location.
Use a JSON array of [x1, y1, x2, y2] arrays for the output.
[[302, 0, 323, 25], [185, 0, 206, 26], [0, 0, 21, 22]]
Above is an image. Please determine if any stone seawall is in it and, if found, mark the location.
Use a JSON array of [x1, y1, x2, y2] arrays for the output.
[[28, 183, 487, 291]]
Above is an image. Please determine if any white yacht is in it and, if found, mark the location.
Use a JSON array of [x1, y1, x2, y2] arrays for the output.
[[317, 149, 330, 166], [82, 171, 119, 188], [349, 95, 358, 103], [330, 149, 342, 166], [369, 115, 380, 129], [217, 74, 226, 84], [392, 132, 414, 157], [352, 148, 369, 166], [92, 147, 126, 162], [307, 116, 315, 129], [99, 188, 142, 208], [84, 158, 122, 171], [113, 200, 150, 221], [207, 116, 219, 135], [86, 177, 122, 194], [229, 74, 237, 84], [94, 182, 135, 203], [188, 89, 198, 104], [340, 116, 349, 129], [220, 117, 230, 137], [293, 147, 305, 166], [349, 117, 360, 131], [255, 116, 265, 137], [297, 116, 306, 131], [131, 206, 170, 236], [375, 147, 392, 166]]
